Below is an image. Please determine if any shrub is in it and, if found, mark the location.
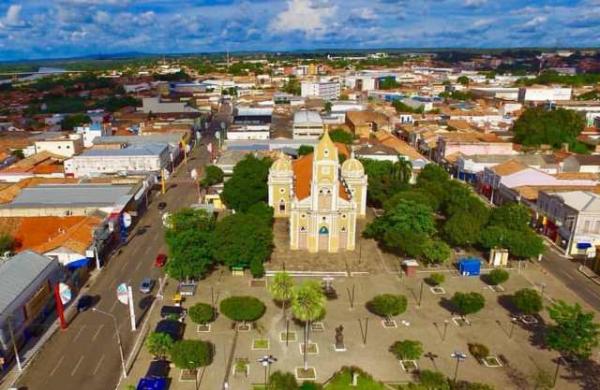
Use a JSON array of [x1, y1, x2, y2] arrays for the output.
[[188, 303, 215, 325], [367, 294, 408, 318], [299, 382, 323, 390], [487, 269, 509, 286], [418, 370, 449, 390], [512, 288, 543, 315], [427, 273, 445, 286], [468, 343, 490, 361], [145, 332, 174, 360], [390, 340, 424, 360], [219, 296, 266, 323], [250, 258, 265, 278], [169, 340, 213, 369], [269, 370, 299, 389], [451, 292, 485, 316]]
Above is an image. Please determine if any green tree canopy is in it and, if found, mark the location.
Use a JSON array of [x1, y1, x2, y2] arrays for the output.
[[451, 292, 485, 316], [219, 296, 266, 323], [479, 226, 544, 259], [546, 300, 600, 359], [268, 271, 295, 305], [188, 303, 216, 325], [421, 239, 452, 265], [513, 107, 585, 148], [169, 340, 213, 370], [269, 371, 299, 390], [200, 165, 224, 188], [488, 203, 531, 231], [512, 288, 543, 315], [62, 114, 91, 130], [327, 128, 354, 144], [221, 154, 272, 212], [298, 145, 314, 156], [167, 208, 215, 233], [360, 158, 410, 207], [390, 339, 424, 360], [486, 269, 509, 286], [367, 294, 408, 318], [457, 76, 470, 86], [291, 280, 326, 323], [0, 233, 14, 253], [444, 213, 486, 247], [145, 332, 174, 360]]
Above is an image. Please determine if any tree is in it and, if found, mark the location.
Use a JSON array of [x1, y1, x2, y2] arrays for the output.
[[421, 239, 451, 265], [328, 128, 354, 145], [360, 158, 410, 207], [291, 281, 326, 370], [390, 340, 423, 360], [489, 203, 531, 231], [10, 150, 24, 160], [62, 114, 90, 131], [165, 228, 215, 281], [451, 292, 485, 317], [282, 76, 301, 95], [418, 370, 450, 390], [384, 189, 440, 212], [457, 76, 470, 86], [188, 303, 215, 325], [365, 200, 435, 240], [213, 212, 273, 269], [486, 269, 509, 286], [367, 294, 408, 319], [298, 145, 314, 156], [546, 300, 600, 359], [269, 371, 299, 389], [479, 226, 544, 259], [167, 208, 215, 233], [0, 233, 14, 253], [512, 288, 543, 315], [468, 343, 490, 361], [392, 157, 413, 184], [221, 154, 272, 212], [513, 107, 585, 148], [169, 340, 213, 371], [444, 213, 486, 247], [219, 296, 266, 324], [323, 101, 332, 113], [268, 272, 295, 319], [145, 332, 174, 360], [200, 165, 224, 188]]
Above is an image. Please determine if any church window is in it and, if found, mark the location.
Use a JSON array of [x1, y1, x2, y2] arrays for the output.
[[324, 149, 329, 157], [341, 227, 346, 232], [341, 214, 346, 219], [322, 217, 326, 221], [301, 214, 306, 218], [279, 188, 286, 194], [300, 226, 306, 232]]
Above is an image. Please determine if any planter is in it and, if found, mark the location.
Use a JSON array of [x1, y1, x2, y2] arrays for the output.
[[311, 321, 325, 332], [179, 369, 197, 382], [452, 316, 470, 327], [237, 323, 251, 332], [196, 324, 211, 333], [399, 360, 418, 372], [233, 359, 250, 377], [482, 356, 503, 368], [279, 331, 297, 343], [295, 367, 317, 381], [250, 279, 266, 288], [299, 342, 319, 355], [382, 319, 398, 328], [252, 338, 270, 350], [430, 286, 446, 295], [520, 315, 539, 325]]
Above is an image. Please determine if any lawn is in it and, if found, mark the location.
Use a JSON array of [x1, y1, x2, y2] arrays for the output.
[[325, 367, 386, 390]]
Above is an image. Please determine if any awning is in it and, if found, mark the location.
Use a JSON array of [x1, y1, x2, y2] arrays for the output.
[[65, 258, 91, 271], [577, 242, 592, 250]]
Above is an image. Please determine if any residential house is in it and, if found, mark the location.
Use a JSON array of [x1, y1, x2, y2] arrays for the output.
[[562, 154, 600, 174], [345, 111, 391, 139]]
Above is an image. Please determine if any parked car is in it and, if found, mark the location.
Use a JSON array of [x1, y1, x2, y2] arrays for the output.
[[139, 278, 154, 294], [154, 253, 167, 268], [158, 202, 167, 211], [146, 360, 170, 378], [154, 320, 184, 341], [76, 295, 93, 312], [160, 305, 186, 320]]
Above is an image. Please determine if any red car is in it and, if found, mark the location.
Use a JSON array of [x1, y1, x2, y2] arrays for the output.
[[155, 253, 167, 267]]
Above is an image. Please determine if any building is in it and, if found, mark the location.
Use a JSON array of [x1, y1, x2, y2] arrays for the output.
[[518, 87, 572, 103], [34, 134, 84, 158], [293, 110, 324, 140], [562, 155, 600, 174], [435, 133, 516, 163], [345, 111, 391, 139], [268, 131, 367, 252], [75, 123, 107, 148], [301, 80, 341, 101], [537, 191, 600, 255], [227, 107, 272, 140], [64, 144, 170, 178], [0, 251, 61, 367], [141, 97, 199, 114]]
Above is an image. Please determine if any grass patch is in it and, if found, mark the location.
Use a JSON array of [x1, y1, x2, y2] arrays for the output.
[[326, 367, 386, 390]]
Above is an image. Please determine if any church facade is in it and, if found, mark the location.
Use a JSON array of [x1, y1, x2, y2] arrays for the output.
[[268, 131, 368, 253]]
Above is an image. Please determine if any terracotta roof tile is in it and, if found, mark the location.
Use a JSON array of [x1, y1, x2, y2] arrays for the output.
[[490, 159, 529, 176]]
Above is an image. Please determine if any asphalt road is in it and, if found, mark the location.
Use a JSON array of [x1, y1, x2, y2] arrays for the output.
[[542, 247, 600, 311], [17, 144, 211, 390]]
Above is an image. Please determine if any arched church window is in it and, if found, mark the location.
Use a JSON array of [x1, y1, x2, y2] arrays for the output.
[[300, 226, 306, 232], [341, 227, 346, 232]]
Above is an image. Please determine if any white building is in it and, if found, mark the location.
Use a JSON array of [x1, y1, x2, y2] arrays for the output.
[[301, 80, 341, 101], [64, 144, 170, 178], [518, 87, 572, 102], [34, 134, 84, 158], [293, 110, 324, 140], [75, 123, 107, 148]]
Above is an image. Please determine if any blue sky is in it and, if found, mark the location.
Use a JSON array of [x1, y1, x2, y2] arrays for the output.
[[0, 0, 599, 60]]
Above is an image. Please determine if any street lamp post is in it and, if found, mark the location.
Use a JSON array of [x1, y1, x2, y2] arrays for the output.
[[92, 308, 127, 379], [442, 320, 449, 342], [257, 355, 277, 389], [509, 317, 518, 339], [451, 351, 467, 384]]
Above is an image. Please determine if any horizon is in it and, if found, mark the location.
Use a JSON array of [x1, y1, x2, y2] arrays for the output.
[[1, 0, 599, 62]]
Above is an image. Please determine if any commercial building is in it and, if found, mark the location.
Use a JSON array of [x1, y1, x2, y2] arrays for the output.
[[518, 87, 572, 103], [301, 80, 341, 101], [0, 251, 61, 367], [33, 133, 84, 158], [293, 110, 324, 140], [141, 97, 199, 114], [227, 107, 272, 140]]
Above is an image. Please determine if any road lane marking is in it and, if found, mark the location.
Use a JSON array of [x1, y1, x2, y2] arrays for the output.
[[72, 324, 86, 343], [70, 355, 84, 376], [109, 299, 118, 313], [135, 260, 142, 272], [93, 354, 106, 375], [49, 355, 65, 376], [92, 324, 104, 341]]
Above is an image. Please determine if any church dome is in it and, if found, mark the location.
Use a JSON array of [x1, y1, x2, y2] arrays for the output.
[[271, 156, 292, 173], [341, 157, 364, 177]]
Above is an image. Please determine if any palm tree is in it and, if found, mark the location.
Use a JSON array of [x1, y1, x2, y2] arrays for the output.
[[291, 280, 325, 370], [392, 156, 413, 184], [268, 272, 295, 317]]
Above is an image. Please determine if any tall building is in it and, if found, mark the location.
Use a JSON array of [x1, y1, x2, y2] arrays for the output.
[[301, 80, 341, 101], [268, 131, 367, 253]]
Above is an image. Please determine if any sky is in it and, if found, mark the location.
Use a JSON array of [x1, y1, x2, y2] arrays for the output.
[[0, 0, 599, 61]]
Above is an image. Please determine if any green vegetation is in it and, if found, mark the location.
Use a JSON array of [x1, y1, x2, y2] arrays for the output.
[[328, 128, 354, 145], [457, 76, 470, 86], [439, 90, 473, 101], [165, 208, 215, 281], [367, 294, 408, 319], [221, 154, 272, 212], [576, 90, 600, 101], [291, 280, 326, 370], [390, 340, 424, 360], [268, 271, 295, 316], [360, 159, 411, 207], [188, 303, 216, 325], [379, 76, 400, 90], [486, 269, 509, 286], [219, 296, 266, 323], [282, 76, 301, 95], [169, 339, 213, 370], [268, 371, 300, 389], [298, 145, 314, 156], [546, 300, 600, 359], [326, 367, 386, 390], [518, 70, 600, 87], [468, 343, 490, 361], [62, 114, 91, 131], [451, 292, 485, 317], [153, 70, 191, 81], [94, 95, 140, 112], [513, 107, 586, 149], [427, 273, 445, 286], [0, 234, 15, 253], [200, 165, 224, 188], [512, 288, 543, 315], [145, 332, 174, 360], [392, 100, 424, 114]]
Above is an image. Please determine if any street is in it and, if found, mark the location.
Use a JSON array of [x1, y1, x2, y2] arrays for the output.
[[15, 144, 211, 390], [542, 247, 600, 311]]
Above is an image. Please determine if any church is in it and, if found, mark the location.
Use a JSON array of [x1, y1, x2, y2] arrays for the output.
[[268, 131, 368, 253]]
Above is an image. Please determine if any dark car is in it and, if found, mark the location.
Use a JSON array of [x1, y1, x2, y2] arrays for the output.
[[76, 295, 93, 312], [154, 320, 184, 341], [160, 305, 186, 320], [154, 253, 167, 268], [146, 360, 170, 378], [158, 202, 167, 211]]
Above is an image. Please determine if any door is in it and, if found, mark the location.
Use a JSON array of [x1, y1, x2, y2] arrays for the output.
[[318, 226, 329, 251]]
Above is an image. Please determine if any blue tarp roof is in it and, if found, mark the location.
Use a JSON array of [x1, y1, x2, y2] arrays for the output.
[[137, 377, 168, 390]]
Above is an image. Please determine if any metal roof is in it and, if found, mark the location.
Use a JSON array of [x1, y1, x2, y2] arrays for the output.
[[80, 144, 167, 157], [7, 184, 134, 207], [0, 251, 56, 314], [91, 134, 183, 146], [293, 110, 323, 125]]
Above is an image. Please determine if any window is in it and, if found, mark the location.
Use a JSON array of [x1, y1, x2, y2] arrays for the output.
[[341, 214, 346, 219], [301, 214, 306, 219], [279, 188, 286, 194], [341, 227, 346, 233], [322, 216, 326, 221], [324, 149, 329, 156], [300, 226, 306, 232]]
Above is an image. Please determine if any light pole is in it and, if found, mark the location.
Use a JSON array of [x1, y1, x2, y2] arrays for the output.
[[509, 317, 518, 339], [92, 308, 127, 379], [257, 355, 277, 389], [451, 351, 467, 384], [553, 357, 562, 387], [442, 320, 449, 342]]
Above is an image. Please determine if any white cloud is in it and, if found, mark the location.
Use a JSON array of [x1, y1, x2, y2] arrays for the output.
[[0, 5, 26, 28], [524, 15, 547, 28], [464, 0, 487, 7], [269, 0, 337, 35]]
